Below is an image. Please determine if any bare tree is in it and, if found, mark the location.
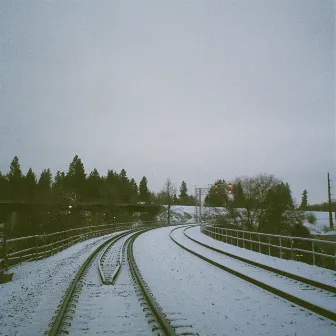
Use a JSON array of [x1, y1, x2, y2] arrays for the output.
[[161, 178, 177, 225], [216, 174, 280, 231]]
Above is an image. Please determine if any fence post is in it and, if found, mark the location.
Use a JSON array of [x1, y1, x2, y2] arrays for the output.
[[279, 236, 282, 259], [312, 241, 315, 266], [225, 229, 228, 243], [35, 236, 39, 260], [290, 238, 294, 260], [51, 235, 53, 256], [258, 233, 261, 253], [43, 234, 46, 259], [268, 236, 271, 256], [243, 232, 245, 248], [3, 234, 8, 271], [250, 233, 252, 250], [236, 231, 239, 246]]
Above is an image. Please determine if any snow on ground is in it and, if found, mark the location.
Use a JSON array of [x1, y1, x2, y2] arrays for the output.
[[67, 232, 152, 335], [177, 226, 336, 312], [0, 231, 128, 336], [186, 226, 336, 288], [304, 211, 336, 235], [133, 226, 336, 336], [174, 205, 336, 236], [156, 205, 196, 224]]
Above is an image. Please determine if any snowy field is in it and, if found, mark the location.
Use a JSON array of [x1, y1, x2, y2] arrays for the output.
[[304, 211, 336, 235], [134, 226, 336, 336], [0, 231, 128, 336], [169, 205, 336, 236]]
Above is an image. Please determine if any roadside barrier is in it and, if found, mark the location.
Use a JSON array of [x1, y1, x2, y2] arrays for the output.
[[0, 221, 156, 281], [201, 224, 336, 270]]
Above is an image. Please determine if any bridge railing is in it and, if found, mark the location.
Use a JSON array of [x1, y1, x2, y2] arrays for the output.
[[0, 221, 156, 278], [201, 223, 336, 270]]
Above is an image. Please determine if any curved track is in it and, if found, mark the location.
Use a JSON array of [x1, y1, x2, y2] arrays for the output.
[[170, 225, 336, 322], [45, 228, 181, 336]]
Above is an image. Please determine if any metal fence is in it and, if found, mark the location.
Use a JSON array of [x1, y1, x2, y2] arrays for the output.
[[201, 224, 336, 270], [0, 221, 155, 278]]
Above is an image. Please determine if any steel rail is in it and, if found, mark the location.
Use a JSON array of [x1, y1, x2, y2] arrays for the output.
[[184, 226, 336, 294], [128, 231, 177, 336], [46, 230, 131, 336], [97, 231, 131, 284], [170, 226, 336, 322]]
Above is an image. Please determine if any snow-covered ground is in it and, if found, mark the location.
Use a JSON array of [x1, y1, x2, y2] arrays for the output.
[[168, 205, 336, 236], [2, 224, 335, 336], [0, 231, 128, 336], [177, 226, 336, 312], [134, 226, 336, 336], [185, 226, 336, 288], [67, 232, 152, 335], [304, 211, 336, 235], [156, 205, 196, 224]]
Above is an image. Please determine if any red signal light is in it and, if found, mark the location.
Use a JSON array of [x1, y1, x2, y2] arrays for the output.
[[227, 183, 233, 195]]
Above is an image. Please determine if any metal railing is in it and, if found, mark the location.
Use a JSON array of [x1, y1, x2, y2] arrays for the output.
[[0, 221, 156, 277], [201, 224, 336, 270]]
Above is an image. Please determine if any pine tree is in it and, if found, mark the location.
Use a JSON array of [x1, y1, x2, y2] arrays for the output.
[[103, 170, 119, 204], [7, 156, 24, 200], [130, 178, 138, 203], [300, 189, 308, 210], [37, 169, 52, 203], [65, 155, 86, 199], [0, 171, 9, 200], [179, 181, 188, 198], [53, 171, 65, 189], [139, 176, 150, 203], [87, 168, 102, 201], [232, 182, 245, 208], [24, 168, 37, 202], [204, 179, 228, 207], [118, 169, 131, 203]]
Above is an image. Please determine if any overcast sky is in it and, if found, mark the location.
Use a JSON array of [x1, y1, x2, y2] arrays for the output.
[[0, 1, 335, 204]]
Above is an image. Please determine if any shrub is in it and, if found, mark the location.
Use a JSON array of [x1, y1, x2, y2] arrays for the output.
[[306, 212, 317, 224]]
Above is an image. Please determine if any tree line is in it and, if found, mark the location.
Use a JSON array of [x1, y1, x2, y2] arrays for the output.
[[0, 156, 196, 206], [0, 155, 152, 205], [203, 174, 308, 236]]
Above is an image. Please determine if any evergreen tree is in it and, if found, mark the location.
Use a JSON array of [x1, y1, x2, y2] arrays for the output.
[[232, 181, 245, 208], [103, 169, 119, 204], [118, 169, 131, 203], [300, 189, 308, 210], [7, 156, 24, 200], [87, 168, 102, 200], [65, 155, 86, 199], [261, 182, 295, 234], [139, 176, 150, 203], [37, 169, 52, 203], [24, 168, 37, 202], [0, 171, 9, 200], [179, 181, 188, 198], [53, 171, 66, 189], [204, 179, 228, 207], [130, 178, 138, 203]]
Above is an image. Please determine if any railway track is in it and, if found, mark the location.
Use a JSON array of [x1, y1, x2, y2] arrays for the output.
[[170, 225, 336, 323], [45, 227, 190, 336]]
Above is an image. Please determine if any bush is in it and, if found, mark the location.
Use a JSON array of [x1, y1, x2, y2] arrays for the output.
[[306, 212, 317, 224]]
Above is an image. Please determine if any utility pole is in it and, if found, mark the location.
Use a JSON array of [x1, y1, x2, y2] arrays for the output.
[[327, 173, 334, 229]]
